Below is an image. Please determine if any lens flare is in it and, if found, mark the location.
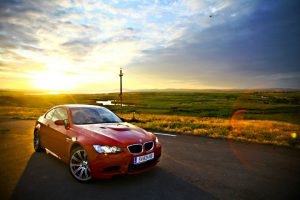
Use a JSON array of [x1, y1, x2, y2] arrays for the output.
[[291, 132, 297, 139]]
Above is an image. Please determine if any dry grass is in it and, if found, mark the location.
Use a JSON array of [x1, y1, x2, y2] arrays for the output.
[[120, 113, 300, 148], [1, 106, 299, 147], [0, 106, 47, 120], [0, 127, 10, 134]]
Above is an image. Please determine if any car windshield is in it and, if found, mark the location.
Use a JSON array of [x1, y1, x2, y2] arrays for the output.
[[70, 107, 122, 125]]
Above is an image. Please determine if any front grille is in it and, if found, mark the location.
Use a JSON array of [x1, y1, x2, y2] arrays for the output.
[[144, 141, 154, 151], [127, 144, 142, 154]]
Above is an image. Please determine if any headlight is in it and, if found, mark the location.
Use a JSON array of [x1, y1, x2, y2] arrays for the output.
[[93, 145, 122, 154], [155, 137, 159, 143]]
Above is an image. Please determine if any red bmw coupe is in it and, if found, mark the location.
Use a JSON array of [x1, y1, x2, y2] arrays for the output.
[[33, 104, 161, 182]]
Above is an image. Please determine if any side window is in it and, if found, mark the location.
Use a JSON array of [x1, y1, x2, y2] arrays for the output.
[[45, 109, 55, 120], [52, 108, 68, 121]]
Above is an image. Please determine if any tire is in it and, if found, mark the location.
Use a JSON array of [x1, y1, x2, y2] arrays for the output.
[[69, 146, 92, 182], [33, 130, 44, 152]]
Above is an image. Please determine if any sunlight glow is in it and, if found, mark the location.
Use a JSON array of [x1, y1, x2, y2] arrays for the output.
[[32, 70, 77, 91]]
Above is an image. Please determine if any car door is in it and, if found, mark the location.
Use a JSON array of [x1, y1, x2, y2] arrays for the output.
[[46, 107, 70, 160]]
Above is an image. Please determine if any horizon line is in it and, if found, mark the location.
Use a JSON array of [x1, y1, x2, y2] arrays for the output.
[[1, 88, 299, 95]]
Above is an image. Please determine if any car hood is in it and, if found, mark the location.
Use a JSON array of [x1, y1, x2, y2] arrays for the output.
[[75, 122, 153, 146]]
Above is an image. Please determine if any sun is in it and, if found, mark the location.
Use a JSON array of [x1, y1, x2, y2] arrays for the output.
[[33, 70, 77, 91]]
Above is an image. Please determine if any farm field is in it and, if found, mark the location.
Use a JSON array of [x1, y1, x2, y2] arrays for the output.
[[0, 90, 299, 147]]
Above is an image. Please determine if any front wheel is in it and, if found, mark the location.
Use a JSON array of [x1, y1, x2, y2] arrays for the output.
[[33, 130, 44, 152], [69, 147, 92, 182]]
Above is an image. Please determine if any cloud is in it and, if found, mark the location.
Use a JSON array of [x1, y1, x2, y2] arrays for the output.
[[0, 0, 299, 90], [128, 0, 300, 89], [1, 0, 196, 69]]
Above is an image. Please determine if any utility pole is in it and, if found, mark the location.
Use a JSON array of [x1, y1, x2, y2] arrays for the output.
[[119, 68, 123, 113]]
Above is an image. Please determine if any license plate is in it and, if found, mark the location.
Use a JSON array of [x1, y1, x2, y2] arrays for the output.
[[133, 153, 154, 165]]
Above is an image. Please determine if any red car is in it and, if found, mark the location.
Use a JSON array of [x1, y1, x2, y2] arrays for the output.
[[33, 104, 161, 182]]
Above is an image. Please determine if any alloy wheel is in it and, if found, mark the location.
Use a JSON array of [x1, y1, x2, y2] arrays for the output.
[[70, 148, 92, 181]]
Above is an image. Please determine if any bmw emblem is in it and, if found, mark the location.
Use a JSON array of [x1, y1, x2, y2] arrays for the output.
[[139, 139, 143, 143]]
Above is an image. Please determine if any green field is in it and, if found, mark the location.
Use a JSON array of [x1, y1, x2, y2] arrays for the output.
[[0, 90, 299, 147], [1, 90, 299, 124]]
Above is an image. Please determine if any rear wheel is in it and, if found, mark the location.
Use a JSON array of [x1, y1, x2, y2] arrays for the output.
[[69, 147, 92, 182], [33, 130, 44, 152]]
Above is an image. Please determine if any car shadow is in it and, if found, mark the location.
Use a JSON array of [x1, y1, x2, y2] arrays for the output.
[[11, 152, 217, 200]]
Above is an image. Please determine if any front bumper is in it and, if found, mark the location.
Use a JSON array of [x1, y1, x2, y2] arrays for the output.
[[86, 143, 162, 179]]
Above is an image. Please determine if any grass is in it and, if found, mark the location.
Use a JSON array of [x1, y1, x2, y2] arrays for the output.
[[0, 106, 47, 120], [120, 113, 300, 148], [0, 89, 299, 147], [1, 90, 299, 124], [0, 127, 10, 134]]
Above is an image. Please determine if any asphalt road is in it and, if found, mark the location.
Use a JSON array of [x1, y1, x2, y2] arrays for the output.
[[0, 120, 299, 200]]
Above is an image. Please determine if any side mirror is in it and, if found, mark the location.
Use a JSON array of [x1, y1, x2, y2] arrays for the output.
[[54, 119, 70, 129], [64, 119, 70, 129], [54, 119, 65, 126]]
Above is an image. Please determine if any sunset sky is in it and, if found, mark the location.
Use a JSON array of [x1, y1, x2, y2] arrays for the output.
[[0, 0, 299, 92]]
